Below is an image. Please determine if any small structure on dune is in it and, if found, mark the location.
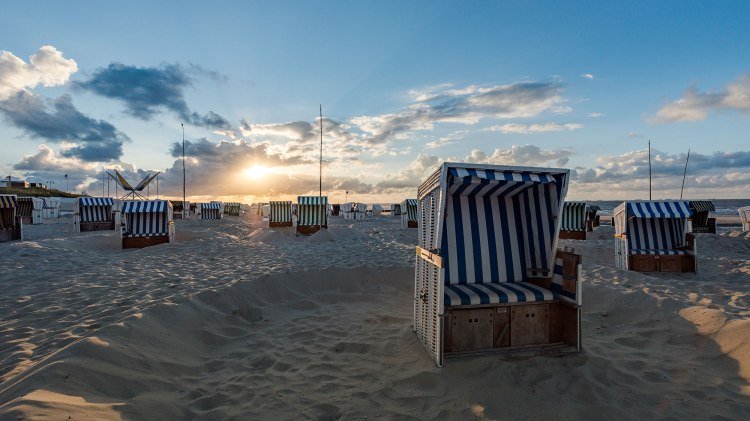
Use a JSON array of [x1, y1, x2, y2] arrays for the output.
[[16, 197, 43, 225], [614, 200, 696, 273], [200, 202, 222, 220], [739, 206, 750, 232], [75, 197, 115, 232], [223, 202, 241, 216], [120, 200, 174, 249], [171, 200, 189, 219], [559, 202, 589, 240], [414, 163, 582, 366], [688, 200, 716, 234], [401, 199, 418, 228], [329, 203, 341, 217], [269, 201, 293, 227], [0, 194, 22, 242], [297, 196, 328, 235]]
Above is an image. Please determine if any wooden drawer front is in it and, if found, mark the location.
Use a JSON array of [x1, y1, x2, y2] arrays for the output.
[[493, 307, 511, 348], [630, 255, 657, 272], [511, 304, 550, 347], [659, 255, 682, 272], [450, 308, 494, 352]]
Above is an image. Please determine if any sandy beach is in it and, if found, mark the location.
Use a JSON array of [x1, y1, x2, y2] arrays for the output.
[[0, 214, 748, 420]]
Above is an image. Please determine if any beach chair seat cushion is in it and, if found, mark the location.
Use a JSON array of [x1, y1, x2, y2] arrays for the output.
[[444, 282, 557, 307], [631, 248, 688, 255]]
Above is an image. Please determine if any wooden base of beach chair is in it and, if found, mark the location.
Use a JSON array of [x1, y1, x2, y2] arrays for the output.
[[629, 254, 696, 273], [559, 230, 586, 240], [444, 302, 580, 355], [173, 213, 183, 219], [269, 221, 293, 228], [407, 221, 418, 228], [0, 228, 21, 242], [80, 221, 115, 232], [122, 235, 171, 249], [296, 225, 327, 235]]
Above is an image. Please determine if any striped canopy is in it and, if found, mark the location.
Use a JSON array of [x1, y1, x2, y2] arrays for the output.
[[561, 202, 588, 231], [201, 202, 221, 209], [0, 195, 16, 208], [80, 197, 114, 206], [689, 200, 715, 213], [626, 201, 692, 218], [297, 196, 328, 226], [122, 200, 171, 213], [439, 166, 568, 285]]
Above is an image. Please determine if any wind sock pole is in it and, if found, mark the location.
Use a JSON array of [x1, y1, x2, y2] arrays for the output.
[[680, 148, 691, 200], [319, 105, 323, 230], [648, 140, 652, 200], [182, 123, 187, 219]]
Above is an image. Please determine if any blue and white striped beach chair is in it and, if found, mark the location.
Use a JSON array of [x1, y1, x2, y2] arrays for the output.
[[120, 200, 174, 248], [200, 202, 223, 220], [0, 194, 22, 242], [401, 199, 418, 228], [614, 200, 696, 272], [75, 197, 115, 232], [414, 163, 582, 366], [559, 201, 589, 239], [297, 196, 328, 234], [269, 201, 293, 227]]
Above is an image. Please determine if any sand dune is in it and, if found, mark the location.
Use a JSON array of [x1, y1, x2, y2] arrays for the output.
[[1, 217, 749, 419]]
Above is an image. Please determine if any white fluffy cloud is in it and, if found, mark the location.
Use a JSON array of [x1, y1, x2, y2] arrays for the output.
[[0, 46, 77, 101], [651, 73, 750, 123], [484, 122, 583, 134]]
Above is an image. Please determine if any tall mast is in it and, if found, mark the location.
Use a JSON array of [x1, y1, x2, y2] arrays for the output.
[[182, 123, 186, 219], [648, 140, 652, 200], [319, 105, 323, 230], [680, 148, 691, 200]]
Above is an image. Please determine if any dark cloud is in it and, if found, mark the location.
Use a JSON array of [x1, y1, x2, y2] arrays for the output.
[[0, 92, 128, 161], [75, 63, 231, 129]]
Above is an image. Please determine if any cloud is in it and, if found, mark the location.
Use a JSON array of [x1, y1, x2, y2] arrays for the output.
[[376, 153, 443, 190], [0, 46, 77, 101], [351, 81, 569, 146], [581, 74, 594, 80], [627, 131, 643, 139], [651, 74, 750, 123], [573, 148, 750, 196], [0, 92, 129, 161], [463, 144, 573, 168], [75, 63, 231, 129], [587, 112, 604, 118], [484, 122, 583, 134]]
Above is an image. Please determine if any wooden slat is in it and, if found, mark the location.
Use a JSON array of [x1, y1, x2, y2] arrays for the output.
[[416, 246, 443, 268]]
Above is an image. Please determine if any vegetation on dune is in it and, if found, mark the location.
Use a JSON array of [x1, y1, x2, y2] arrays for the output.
[[0, 187, 84, 198]]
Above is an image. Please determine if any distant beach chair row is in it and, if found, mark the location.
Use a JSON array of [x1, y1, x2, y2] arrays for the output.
[[739, 206, 750, 231]]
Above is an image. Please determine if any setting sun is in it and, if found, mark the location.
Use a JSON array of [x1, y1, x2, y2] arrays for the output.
[[243, 164, 271, 179]]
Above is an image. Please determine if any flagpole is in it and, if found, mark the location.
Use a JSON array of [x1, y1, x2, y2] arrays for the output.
[[182, 123, 187, 219], [648, 140, 652, 200], [319, 105, 323, 231], [680, 148, 691, 200]]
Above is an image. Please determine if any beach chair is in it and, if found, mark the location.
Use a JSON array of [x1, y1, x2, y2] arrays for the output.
[[341, 202, 358, 220], [414, 163, 582, 366], [330, 204, 341, 217], [391, 203, 402, 216], [297, 196, 327, 234], [170, 200, 189, 219], [614, 201, 696, 273], [120, 200, 174, 248], [223, 202, 241, 216], [0, 194, 22, 242], [587, 205, 601, 230], [200, 202, 222, 220], [75, 197, 115, 232], [739, 206, 750, 232], [401, 199, 418, 228], [41, 197, 61, 219], [269, 201, 293, 227], [371, 204, 383, 216], [688, 201, 716, 234], [16, 197, 43, 225], [559, 202, 589, 240]]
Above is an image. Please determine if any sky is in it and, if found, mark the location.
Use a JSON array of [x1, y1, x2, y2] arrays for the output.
[[1, 1, 749, 203]]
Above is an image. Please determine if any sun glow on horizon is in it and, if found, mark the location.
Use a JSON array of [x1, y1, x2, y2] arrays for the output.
[[243, 164, 271, 179]]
